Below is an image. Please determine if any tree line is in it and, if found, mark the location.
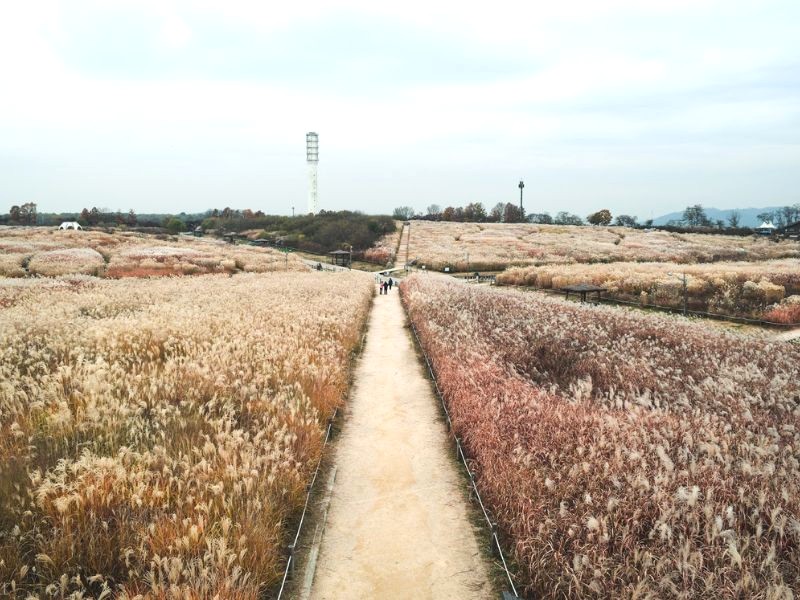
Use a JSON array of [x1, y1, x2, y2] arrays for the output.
[[673, 204, 800, 229], [393, 203, 643, 227], [203, 209, 396, 253], [395, 202, 800, 230]]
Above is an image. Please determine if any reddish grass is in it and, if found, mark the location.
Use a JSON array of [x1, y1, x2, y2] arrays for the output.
[[401, 276, 800, 598], [763, 303, 800, 325]]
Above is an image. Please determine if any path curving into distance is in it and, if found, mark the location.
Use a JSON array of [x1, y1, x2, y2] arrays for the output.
[[305, 285, 493, 599]]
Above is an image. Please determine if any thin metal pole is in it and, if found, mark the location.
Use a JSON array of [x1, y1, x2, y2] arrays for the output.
[[406, 222, 410, 265], [683, 273, 688, 316]]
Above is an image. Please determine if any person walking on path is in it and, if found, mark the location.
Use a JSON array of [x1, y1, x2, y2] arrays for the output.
[[383, 281, 389, 295], [378, 280, 384, 295], [388, 277, 393, 290]]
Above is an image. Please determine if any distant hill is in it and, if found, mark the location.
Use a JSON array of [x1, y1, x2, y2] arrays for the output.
[[652, 206, 785, 228]]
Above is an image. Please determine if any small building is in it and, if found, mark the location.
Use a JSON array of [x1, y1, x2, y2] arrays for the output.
[[781, 220, 800, 240], [561, 283, 606, 303], [756, 221, 776, 235], [58, 221, 82, 230], [328, 249, 351, 267], [193, 226, 204, 237]]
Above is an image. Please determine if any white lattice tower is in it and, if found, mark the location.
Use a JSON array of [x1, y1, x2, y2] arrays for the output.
[[306, 132, 319, 214]]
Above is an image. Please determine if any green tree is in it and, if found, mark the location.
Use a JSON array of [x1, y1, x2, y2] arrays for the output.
[[614, 214, 638, 227], [164, 217, 186, 233], [528, 213, 553, 224], [554, 211, 584, 226]]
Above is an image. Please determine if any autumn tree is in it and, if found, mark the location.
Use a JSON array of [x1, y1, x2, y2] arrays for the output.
[[463, 202, 487, 222], [18, 202, 37, 225], [587, 209, 612, 226], [503, 203, 525, 223]]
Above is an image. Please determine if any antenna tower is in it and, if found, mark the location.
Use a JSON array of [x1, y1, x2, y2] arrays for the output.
[[306, 132, 319, 214]]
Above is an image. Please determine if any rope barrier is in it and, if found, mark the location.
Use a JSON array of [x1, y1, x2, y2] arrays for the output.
[[406, 308, 520, 598], [275, 326, 369, 599], [501, 282, 796, 329]]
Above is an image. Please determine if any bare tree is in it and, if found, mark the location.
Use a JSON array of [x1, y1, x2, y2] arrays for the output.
[[392, 206, 415, 220], [426, 204, 441, 217]]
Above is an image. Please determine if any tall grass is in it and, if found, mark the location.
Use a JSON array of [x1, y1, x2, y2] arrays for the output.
[[401, 275, 800, 598], [0, 227, 306, 278], [389, 222, 800, 271], [0, 272, 373, 598], [497, 258, 800, 322]]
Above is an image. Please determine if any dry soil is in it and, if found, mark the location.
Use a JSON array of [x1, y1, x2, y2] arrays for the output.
[[306, 286, 493, 599]]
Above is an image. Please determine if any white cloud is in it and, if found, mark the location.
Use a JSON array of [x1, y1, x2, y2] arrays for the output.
[[0, 0, 798, 215]]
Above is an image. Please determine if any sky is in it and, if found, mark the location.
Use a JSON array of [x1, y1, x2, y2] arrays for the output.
[[1, 0, 799, 219]]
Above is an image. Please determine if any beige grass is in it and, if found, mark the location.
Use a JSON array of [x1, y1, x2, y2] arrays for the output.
[[0, 271, 373, 598], [394, 222, 800, 271], [0, 227, 305, 278], [498, 258, 800, 320], [27, 248, 107, 276]]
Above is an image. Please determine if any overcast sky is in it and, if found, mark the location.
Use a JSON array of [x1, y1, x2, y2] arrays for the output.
[[1, 0, 799, 219]]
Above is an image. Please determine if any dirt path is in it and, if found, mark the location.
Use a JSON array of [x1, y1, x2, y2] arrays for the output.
[[305, 288, 493, 599], [773, 327, 800, 342]]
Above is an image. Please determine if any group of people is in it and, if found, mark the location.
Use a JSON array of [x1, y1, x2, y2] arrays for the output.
[[378, 276, 394, 295]]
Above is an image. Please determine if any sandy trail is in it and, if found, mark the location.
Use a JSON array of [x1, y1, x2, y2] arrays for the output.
[[773, 328, 800, 342], [307, 287, 492, 599]]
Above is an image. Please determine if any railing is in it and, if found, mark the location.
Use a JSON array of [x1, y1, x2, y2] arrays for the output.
[[275, 326, 369, 599], [495, 283, 797, 329], [405, 307, 521, 599]]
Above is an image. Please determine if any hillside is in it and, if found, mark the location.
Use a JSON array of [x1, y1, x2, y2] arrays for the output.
[[396, 221, 800, 271], [652, 206, 785, 227]]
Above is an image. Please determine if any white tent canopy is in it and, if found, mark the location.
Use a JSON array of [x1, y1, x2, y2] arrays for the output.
[[58, 222, 82, 230]]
